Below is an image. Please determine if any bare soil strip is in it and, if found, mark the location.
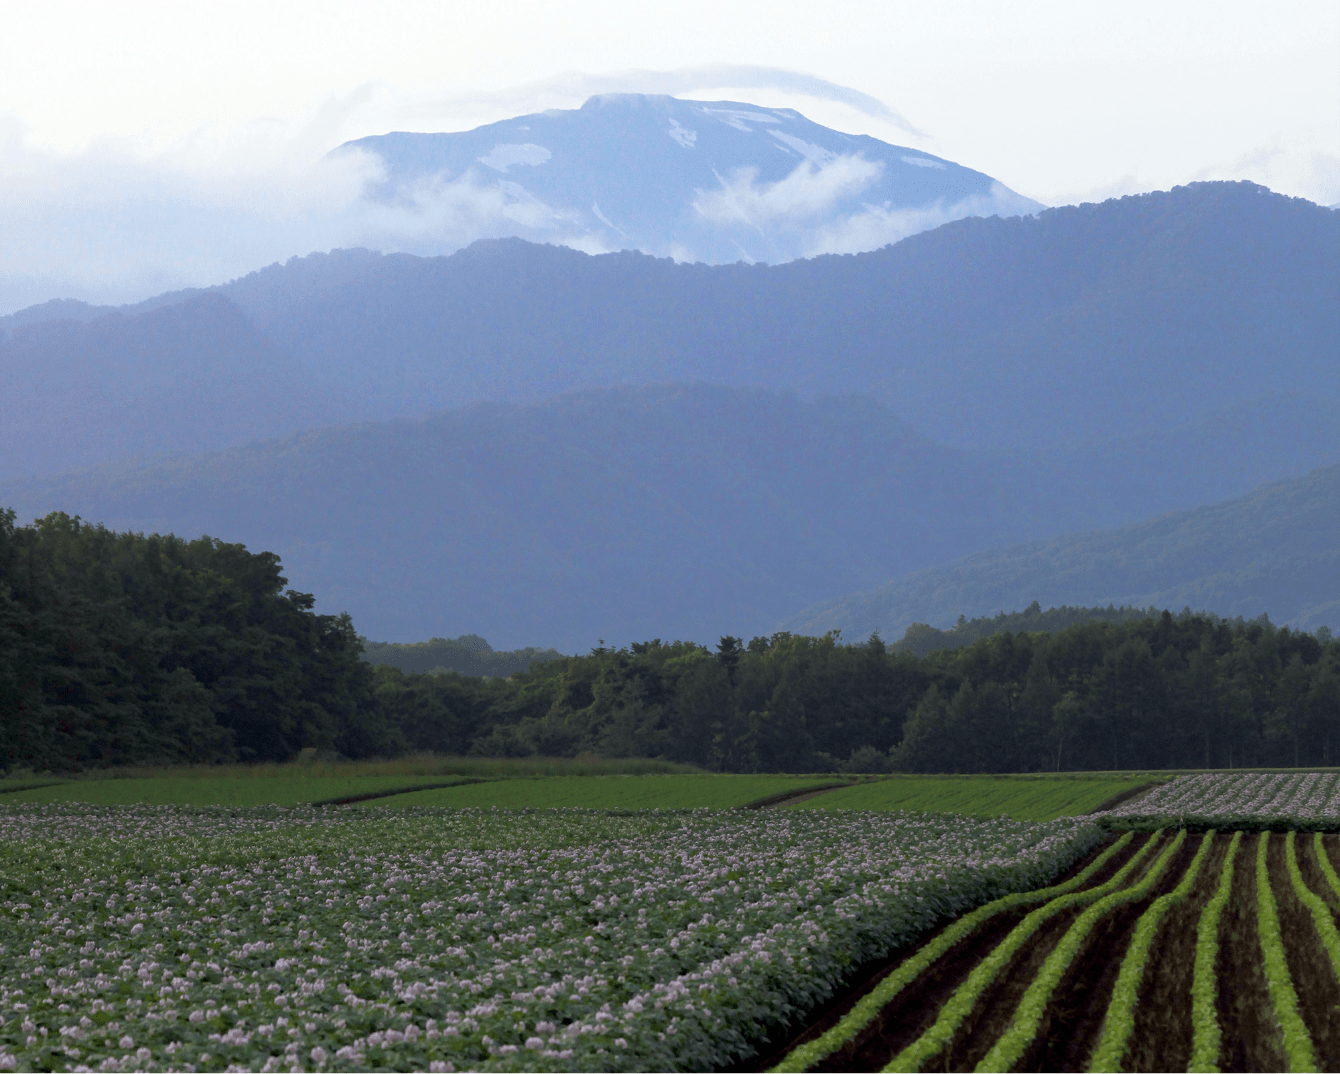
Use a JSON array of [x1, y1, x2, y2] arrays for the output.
[[743, 784, 851, 810], [312, 778, 495, 805], [736, 833, 1139, 1073], [869, 833, 1160, 1073], [1013, 833, 1203, 1072], [1273, 836, 1340, 1068], [1126, 833, 1229, 1073], [1215, 835, 1287, 1073]]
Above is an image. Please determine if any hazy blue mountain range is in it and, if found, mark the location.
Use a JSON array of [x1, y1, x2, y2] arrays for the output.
[[0, 386, 1103, 652], [780, 464, 1340, 639], [2, 181, 1334, 497], [337, 93, 1043, 265]]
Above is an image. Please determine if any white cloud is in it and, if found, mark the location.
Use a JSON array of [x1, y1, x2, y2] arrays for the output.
[[0, 116, 602, 314], [693, 155, 882, 229], [803, 183, 1039, 257]]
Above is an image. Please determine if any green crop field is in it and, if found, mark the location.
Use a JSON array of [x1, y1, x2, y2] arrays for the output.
[[788, 775, 1151, 820], [355, 773, 844, 809], [0, 774, 473, 807]]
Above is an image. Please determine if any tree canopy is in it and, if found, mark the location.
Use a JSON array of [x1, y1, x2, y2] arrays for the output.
[[2, 511, 1335, 775]]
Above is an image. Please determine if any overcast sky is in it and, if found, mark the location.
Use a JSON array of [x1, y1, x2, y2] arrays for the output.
[[1, 0, 1336, 311]]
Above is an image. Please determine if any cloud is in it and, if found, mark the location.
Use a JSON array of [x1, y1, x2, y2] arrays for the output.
[[407, 65, 924, 137], [0, 110, 608, 314], [802, 183, 1041, 257], [693, 156, 883, 229]]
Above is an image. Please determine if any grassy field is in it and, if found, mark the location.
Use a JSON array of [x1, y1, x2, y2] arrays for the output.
[[788, 775, 1152, 821], [354, 773, 846, 809], [0, 773, 475, 807]]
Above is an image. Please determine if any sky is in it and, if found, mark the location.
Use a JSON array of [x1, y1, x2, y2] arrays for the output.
[[1, 0, 1336, 313]]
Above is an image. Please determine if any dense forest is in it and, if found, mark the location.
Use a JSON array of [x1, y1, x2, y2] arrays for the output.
[[2, 511, 1337, 774]]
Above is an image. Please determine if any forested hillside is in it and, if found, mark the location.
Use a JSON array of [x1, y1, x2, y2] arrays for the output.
[[2, 508, 1335, 773], [0, 510, 386, 770], [785, 464, 1340, 638]]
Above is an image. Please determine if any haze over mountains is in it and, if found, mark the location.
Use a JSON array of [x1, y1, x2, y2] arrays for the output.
[[1, 139, 1336, 649], [2, 181, 1334, 484], [782, 464, 1340, 640], [338, 93, 1042, 264]]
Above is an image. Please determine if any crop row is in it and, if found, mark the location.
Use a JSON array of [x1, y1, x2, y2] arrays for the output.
[[775, 829, 1340, 1072], [1104, 771, 1340, 828], [0, 803, 1103, 1072]]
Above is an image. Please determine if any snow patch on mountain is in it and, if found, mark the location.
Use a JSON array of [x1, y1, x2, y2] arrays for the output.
[[901, 155, 947, 170], [769, 130, 838, 166], [478, 144, 552, 172], [667, 119, 697, 148]]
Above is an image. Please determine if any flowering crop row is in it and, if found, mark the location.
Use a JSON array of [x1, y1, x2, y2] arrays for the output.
[[0, 803, 1102, 1072], [1103, 771, 1340, 828]]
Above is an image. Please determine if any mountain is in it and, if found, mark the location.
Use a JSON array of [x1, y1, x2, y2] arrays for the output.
[[779, 464, 1340, 638], [337, 93, 1043, 265], [0, 385, 1102, 653], [0, 295, 357, 481], [3, 182, 1334, 488]]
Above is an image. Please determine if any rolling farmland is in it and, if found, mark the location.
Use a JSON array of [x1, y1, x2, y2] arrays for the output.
[[0, 805, 1100, 1072], [766, 774, 1340, 1072], [3, 771, 1339, 1071]]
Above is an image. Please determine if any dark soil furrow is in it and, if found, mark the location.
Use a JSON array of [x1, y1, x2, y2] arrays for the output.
[[1013, 833, 1207, 1073], [1216, 835, 1287, 1073], [1275, 836, 1340, 1068], [1126, 833, 1229, 1074], [1298, 833, 1340, 913], [739, 833, 1138, 1072], [900, 832, 1161, 1074]]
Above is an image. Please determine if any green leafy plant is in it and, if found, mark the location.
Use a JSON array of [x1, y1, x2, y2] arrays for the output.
[[1255, 833, 1317, 1072], [1315, 831, 1340, 900], [1187, 830, 1242, 1073], [1285, 831, 1340, 987]]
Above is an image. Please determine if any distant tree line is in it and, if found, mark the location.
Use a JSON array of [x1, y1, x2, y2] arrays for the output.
[[2, 512, 1337, 774], [360, 635, 565, 678], [890, 602, 1161, 657]]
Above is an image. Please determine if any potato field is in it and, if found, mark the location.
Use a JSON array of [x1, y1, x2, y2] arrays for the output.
[[1, 771, 1338, 1072]]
